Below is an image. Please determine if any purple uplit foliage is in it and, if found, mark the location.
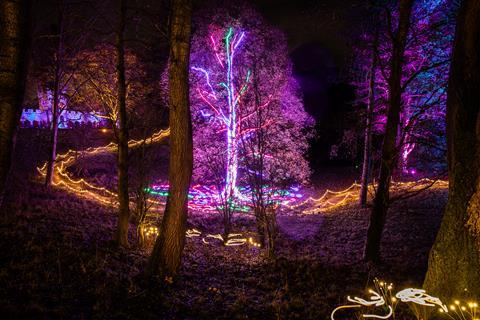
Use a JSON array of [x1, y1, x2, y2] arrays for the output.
[[351, 0, 455, 174], [189, 5, 313, 213]]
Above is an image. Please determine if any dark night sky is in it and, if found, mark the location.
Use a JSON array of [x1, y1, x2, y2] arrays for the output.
[[250, 0, 368, 165], [30, 0, 367, 119], [253, 0, 368, 59], [252, 0, 368, 120]]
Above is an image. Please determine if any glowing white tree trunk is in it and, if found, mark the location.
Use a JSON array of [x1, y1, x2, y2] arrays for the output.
[[224, 27, 243, 200], [401, 137, 415, 173], [225, 120, 238, 199], [400, 104, 415, 174], [193, 27, 247, 202]]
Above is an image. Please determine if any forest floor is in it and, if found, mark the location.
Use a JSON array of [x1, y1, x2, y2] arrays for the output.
[[0, 130, 448, 319]]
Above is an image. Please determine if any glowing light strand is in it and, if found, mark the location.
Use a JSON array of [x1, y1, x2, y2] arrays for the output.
[[330, 281, 467, 320], [289, 178, 448, 215]]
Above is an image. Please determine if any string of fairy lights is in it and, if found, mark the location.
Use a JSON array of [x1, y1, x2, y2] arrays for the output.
[[35, 127, 265, 247], [37, 128, 171, 206], [289, 178, 448, 214], [145, 183, 303, 214], [186, 228, 262, 247], [36, 127, 448, 248], [140, 226, 262, 247]]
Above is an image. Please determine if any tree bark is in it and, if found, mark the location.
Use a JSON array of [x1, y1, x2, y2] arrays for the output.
[[364, 0, 414, 262], [0, 0, 30, 208], [359, 30, 378, 207], [114, 0, 130, 247], [423, 0, 480, 299], [45, 74, 60, 186], [146, 0, 193, 279], [255, 208, 266, 248], [45, 11, 64, 186]]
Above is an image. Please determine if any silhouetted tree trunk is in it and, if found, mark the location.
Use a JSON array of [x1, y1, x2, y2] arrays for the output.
[[45, 6, 64, 186], [423, 0, 480, 299], [0, 0, 30, 208], [146, 0, 193, 279], [114, 0, 130, 247], [45, 64, 60, 186], [359, 29, 378, 207], [364, 0, 414, 262], [255, 209, 266, 248]]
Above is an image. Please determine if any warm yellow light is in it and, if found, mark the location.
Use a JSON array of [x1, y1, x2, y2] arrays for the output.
[[36, 128, 170, 207], [332, 285, 450, 320], [290, 178, 447, 214]]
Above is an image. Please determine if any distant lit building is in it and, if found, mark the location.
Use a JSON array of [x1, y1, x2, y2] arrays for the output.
[[20, 108, 108, 129], [20, 89, 108, 129]]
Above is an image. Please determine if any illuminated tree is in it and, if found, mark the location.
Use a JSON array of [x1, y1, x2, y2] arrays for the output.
[[352, 0, 453, 179], [70, 45, 145, 129], [70, 40, 146, 247], [189, 5, 312, 239], [344, 0, 453, 260], [364, 0, 414, 262], [395, 0, 452, 173], [33, 0, 99, 186], [240, 72, 311, 253], [191, 26, 245, 203]]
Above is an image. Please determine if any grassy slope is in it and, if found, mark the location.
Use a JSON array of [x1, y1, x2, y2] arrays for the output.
[[0, 130, 447, 319]]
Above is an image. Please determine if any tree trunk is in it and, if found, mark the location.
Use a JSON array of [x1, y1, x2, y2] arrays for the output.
[[359, 30, 378, 207], [0, 0, 30, 208], [254, 208, 266, 248], [266, 206, 277, 259], [45, 6, 64, 187], [114, 0, 130, 247], [364, 0, 414, 262], [222, 207, 232, 242], [146, 0, 193, 279], [137, 225, 146, 248], [45, 91, 59, 186], [45, 56, 61, 186], [423, 0, 480, 299]]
